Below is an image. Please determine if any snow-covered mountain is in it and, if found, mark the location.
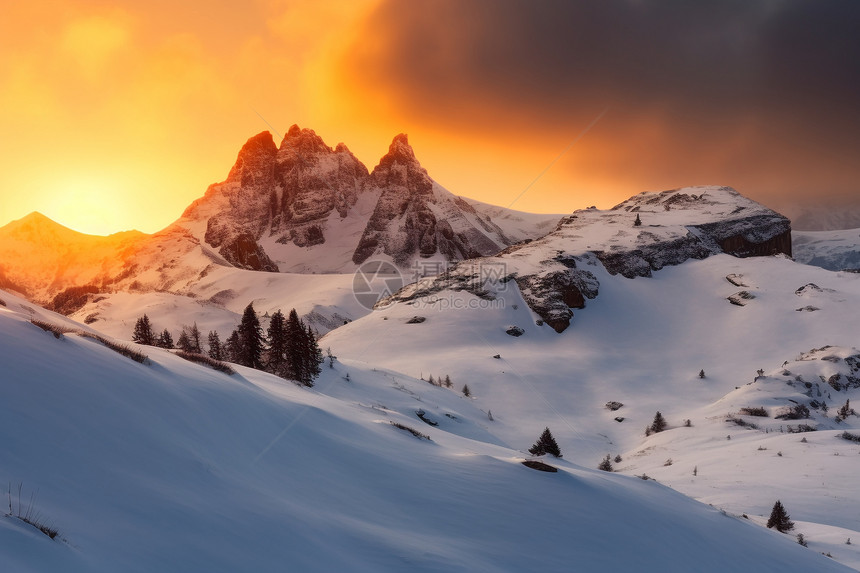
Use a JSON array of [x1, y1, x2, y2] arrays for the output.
[[0, 127, 558, 335], [0, 288, 854, 572], [794, 228, 860, 271], [175, 125, 559, 274], [383, 186, 791, 332], [0, 212, 144, 301]]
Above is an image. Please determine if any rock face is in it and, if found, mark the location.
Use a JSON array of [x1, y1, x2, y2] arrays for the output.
[[352, 134, 509, 266], [186, 126, 369, 271], [0, 127, 559, 304], [379, 186, 793, 333], [180, 127, 557, 273], [584, 188, 792, 279]]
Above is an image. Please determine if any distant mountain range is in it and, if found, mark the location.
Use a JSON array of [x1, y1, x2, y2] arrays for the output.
[[0, 126, 559, 305]]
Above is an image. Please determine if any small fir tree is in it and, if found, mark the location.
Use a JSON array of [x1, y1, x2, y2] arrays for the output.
[[176, 330, 193, 352], [462, 384, 471, 397], [156, 328, 174, 349], [444, 374, 452, 388], [207, 331, 223, 360], [699, 369, 706, 379], [224, 330, 240, 363], [650, 411, 667, 434], [132, 315, 155, 346], [266, 310, 288, 376], [633, 213, 642, 227], [598, 454, 613, 472], [178, 323, 202, 354], [837, 399, 854, 420], [529, 427, 562, 457], [187, 323, 202, 354], [766, 500, 795, 533]]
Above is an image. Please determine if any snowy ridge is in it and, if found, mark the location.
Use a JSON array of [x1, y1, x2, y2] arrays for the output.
[[794, 228, 860, 271], [381, 186, 791, 332], [0, 127, 558, 324], [0, 289, 853, 572]]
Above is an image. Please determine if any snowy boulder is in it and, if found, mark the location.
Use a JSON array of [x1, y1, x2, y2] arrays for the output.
[[505, 326, 524, 337], [727, 291, 756, 306]]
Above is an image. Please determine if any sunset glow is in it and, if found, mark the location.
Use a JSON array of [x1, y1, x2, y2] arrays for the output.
[[2, 1, 858, 235]]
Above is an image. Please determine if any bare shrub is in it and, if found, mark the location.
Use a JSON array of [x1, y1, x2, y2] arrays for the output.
[[78, 332, 148, 364], [5, 483, 60, 540], [840, 431, 860, 443], [174, 350, 236, 374], [739, 407, 768, 417], [390, 421, 431, 440], [30, 319, 74, 339], [775, 404, 810, 420], [726, 416, 759, 430]]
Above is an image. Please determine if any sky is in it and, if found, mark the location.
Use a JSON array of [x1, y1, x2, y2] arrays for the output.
[[1, 0, 858, 235]]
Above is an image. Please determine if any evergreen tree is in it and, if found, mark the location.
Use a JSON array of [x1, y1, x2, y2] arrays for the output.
[[634, 213, 642, 226], [302, 322, 322, 385], [766, 500, 795, 533], [529, 427, 562, 457], [650, 411, 667, 434], [156, 328, 174, 349], [699, 369, 706, 379], [837, 399, 854, 420], [598, 454, 613, 472], [132, 315, 155, 346], [284, 309, 305, 381], [266, 310, 288, 376], [444, 374, 452, 388], [207, 331, 223, 361], [281, 310, 319, 386], [237, 303, 265, 369], [177, 330, 193, 352], [462, 384, 471, 397], [428, 374, 435, 385], [187, 322, 202, 354], [224, 330, 241, 363]]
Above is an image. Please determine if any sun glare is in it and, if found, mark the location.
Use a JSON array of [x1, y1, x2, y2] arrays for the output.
[[40, 178, 129, 236]]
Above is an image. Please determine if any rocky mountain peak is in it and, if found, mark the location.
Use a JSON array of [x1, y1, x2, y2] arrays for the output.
[[278, 124, 332, 158], [226, 131, 277, 185], [372, 133, 421, 176]]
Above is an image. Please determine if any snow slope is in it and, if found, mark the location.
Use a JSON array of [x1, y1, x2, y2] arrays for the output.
[[794, 228, 860, 271], [70, 266, 365, 340], [0, 290, 851, 572], [324, 253, 860, 569]]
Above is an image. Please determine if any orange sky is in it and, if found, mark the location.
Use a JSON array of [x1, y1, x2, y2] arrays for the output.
[[2, 1, 858, 235]]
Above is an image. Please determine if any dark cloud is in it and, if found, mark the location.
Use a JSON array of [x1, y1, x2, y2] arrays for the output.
[[342, 0, 860, 206]]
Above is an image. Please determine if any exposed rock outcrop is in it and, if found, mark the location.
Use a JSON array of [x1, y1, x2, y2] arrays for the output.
[[379, 186, 793, 333], [179, 128, 557, 274], [352, 134, 508, 266]]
